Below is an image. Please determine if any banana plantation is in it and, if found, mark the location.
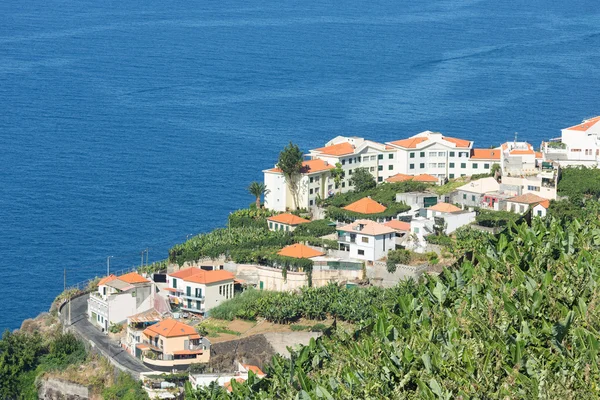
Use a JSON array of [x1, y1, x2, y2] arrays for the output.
[[187, 206, 600, 398]]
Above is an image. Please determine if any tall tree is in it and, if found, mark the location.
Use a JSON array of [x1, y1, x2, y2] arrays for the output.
[[248, 181, 269, 209], [277, 142, 304, 209], [349, 167, 376, 193], [330, 162, 344, 194]]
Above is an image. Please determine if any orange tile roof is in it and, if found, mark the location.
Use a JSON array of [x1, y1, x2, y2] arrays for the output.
[[338, 219, 396, 236], [471, 148, 500, 160], [98, 274, 117, 286], [342, 197, 387, 214], [412, 174, 438, 183], [535, 151, 543, 158], [508, 193, 549, 204], [537, 200, 550, 209], [277, 243, 325, 259], [383, 220, 410, 231], [118, 272, 149, 284], [266, 159, 334, 175], [442, 136, 471, 148], [267, 213, 310, 225], [143, 318, 198, 338], [170, 268, 235, 285], [385, 173, 413, 183], [566, 116, 600, 131], [510, 149, 535, 155], [427, 202, 461, 213], [243, 364, 266, 376], [313, 142, 355, 156], [388, 137, 428, 149]]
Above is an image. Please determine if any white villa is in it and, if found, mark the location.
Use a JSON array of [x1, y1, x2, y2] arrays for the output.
[[542, 116, 600, 166], [264, 131, 500, 211], [166, 268, 235, 315], [337, 219, 397, 262], [87, 272, 155, 332]]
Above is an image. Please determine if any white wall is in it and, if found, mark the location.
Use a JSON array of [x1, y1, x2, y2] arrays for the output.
[[264, 172, 288, 212], [532, 204, 547, 218], [339, 232, 395, 262], [443, 212, 476, 234]]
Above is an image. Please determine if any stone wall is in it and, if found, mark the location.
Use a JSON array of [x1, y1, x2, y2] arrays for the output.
[[38, 378, 90, 400], [368, 261, 428, 288]]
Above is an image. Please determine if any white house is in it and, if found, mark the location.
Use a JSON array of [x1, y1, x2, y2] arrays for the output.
[[501, 141, 537, 176], [263, 159, 334, 211], [87, 272, 155, 332], [542, 116, 600, 167], [452, 177, 500, 208], [425, 202, 475, 234], [266, 213, 309, 232], [501, 174, 558, 200], [166, 268, 235, 315], [532, 200, 550, 218], [505, 193, 551, 214], [189, 362, 266, 392], [337, 219, 397, 262]]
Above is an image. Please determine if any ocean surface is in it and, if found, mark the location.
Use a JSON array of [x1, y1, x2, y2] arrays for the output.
[[1, 0, 599, 331]]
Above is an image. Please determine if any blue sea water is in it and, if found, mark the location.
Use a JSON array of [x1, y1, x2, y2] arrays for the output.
[[1, 0, 599, 331]]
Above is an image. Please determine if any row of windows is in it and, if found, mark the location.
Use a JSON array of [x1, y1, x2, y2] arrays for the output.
[[409, 151, 470, 158], [269, 221, 291, 231], [340, 153, 394, 165], [409, 162, 490, 170], [219, 283, 233, 299]]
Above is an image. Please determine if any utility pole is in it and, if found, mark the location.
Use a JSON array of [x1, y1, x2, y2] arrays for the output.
[[141, 251, 144, 268], [145, 248, 149, 267], [107, 256, 113, 276]]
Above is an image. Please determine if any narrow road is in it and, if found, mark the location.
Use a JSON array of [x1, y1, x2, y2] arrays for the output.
[[62, 294, 152, 374]]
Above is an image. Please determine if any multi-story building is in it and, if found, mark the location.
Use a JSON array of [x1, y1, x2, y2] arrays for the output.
[[500, 141, 537, 176], [337, 219, 397, 262], [264, 131, 500, 211], [166, 268, 235, 315], [87, 272, 155, 332], [266, 213, 309, 232], [542, 116, 600, 166], [137, 318, 210, 371]]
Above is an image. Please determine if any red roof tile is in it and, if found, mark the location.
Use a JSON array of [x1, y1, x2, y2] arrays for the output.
[[265, 159, 334, 175], [566, 116, 600, 131], [427, 202, 461, 213], [471, 149, 500, 160], [383, 220, 410, 231], [342, 197, 387, 214], [508, 193, 549, 204], [412, 174, 438, 183], [98, 274, 117, 286], [313, 142, 355, 156], [277, 243, 325, 259], [170, 268, 235, 284], [385, 173, 413, 183], [143, 318, 198, 338], [388, 137, 428, 149], [118, 272, 149, 284], [267, 213, 310, 225], [442, 136, 471, 148]]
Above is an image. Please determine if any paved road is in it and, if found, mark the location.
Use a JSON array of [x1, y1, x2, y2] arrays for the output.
[[62, 294, 152, 374]]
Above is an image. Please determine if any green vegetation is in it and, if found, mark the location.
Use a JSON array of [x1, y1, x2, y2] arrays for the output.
[[558, 166, 600, 199], [349, 167, 376, 192], [290, 325, 310, 332], [324, 181, 428, 208], [0, 331, 87, 399], [277, 142, 304, 210], [330, 162, 344, 194], [475, 209, 521, 227], [547, 141, 566, 149], [386, 249, 411, 272], [137, 260, 168, 275], [196, 320, 242, 338], [186, 211, 600, 398], [327, 203, 411, 223], [228, 208, 277, 229], [169, 226, 292, 265], [292, 219, 337, 237], [432, 177, 469, 195], [209, 283, 418, 324], [102, 372, 149, 400], [248, 181, 269, 210], [310, 323, 329, 332]]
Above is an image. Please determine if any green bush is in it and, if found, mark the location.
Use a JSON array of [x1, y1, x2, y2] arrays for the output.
[[102, 372, 149, 400], [291, 325, 310, 331], [292, 219, 337, 237], [386, 249, 412, 272], [558, 166, 600, 198], [311, 323, 328, 332], [476, 209, 520, 228], [324, 181, 429, 208]]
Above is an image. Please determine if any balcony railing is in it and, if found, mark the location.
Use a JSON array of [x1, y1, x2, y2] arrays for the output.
[[181, 294, 205, 301]]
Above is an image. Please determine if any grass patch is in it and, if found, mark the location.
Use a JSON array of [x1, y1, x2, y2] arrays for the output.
[[196, 320, 241, 338], [432, 177, 469, 195], [290, 325, 310, 332], [209, 288, 269, 321]]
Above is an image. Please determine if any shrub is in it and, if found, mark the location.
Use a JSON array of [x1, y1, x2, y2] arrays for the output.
[[311, 323, 328, 332], [292, 219, 337, 237], [291, 325, 310, 331], [386, 249, 412, 272]]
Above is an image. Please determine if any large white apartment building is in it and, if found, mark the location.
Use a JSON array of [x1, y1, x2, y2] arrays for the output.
[[542, 116, 600, 166], [264, 131, 500, 211]]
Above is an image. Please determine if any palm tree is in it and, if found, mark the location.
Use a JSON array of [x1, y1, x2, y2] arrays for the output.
[[248, 181, 269, 209]]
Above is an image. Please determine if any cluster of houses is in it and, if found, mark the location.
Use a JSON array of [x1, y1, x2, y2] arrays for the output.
[[259, 116, 600, 263], [87, 267, 236, 371]]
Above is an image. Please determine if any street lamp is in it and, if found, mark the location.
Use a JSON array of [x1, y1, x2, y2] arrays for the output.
[[106, 256, 113, 276]]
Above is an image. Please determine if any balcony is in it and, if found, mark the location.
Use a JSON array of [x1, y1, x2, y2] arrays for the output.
[[181, 293, 205, 301]]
